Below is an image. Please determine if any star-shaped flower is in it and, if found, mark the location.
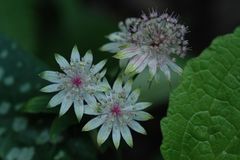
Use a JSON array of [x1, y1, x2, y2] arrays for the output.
[[82, 78, 153, 149], [39, 46, 109, 121], [101, 10, 188, 81]]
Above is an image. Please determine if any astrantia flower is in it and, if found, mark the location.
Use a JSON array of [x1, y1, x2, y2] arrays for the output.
[[101, 10, 188, 81], [82, 78, 153, 149], [39, 46, 109, 121]]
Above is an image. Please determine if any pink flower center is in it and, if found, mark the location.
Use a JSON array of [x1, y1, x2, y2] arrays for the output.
[[71, 76, 82, 87], [111, 104, 122, 116]]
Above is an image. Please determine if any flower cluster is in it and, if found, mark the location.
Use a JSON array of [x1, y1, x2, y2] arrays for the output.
[[101, 10, 188, 81], [40, 9, 189, 150], [40, 46, 152, 149]]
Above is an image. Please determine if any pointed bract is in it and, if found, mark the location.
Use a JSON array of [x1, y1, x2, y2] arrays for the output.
[[48, 90, 66, 108], [59, 94, 73, 116], [40, 84, 62, 93], [74, 100, 84, 122], [83, 50, 93, 66], [100, 42, 124, 53], [123, 79, 133, 95], [127, 89, 140, 104], [113, 47, 140, 59], [113, 78, 122, 93], [128, 120, 147, 135], [71, 45, 81, 63], [39, 71, 64, 83], [97, 122, 112, 146], [112, 121, 121, 149], [134, 102, 152, 110], [82, 115, 107, 131], [120, 125, 133, 148], [133, 111, 154, 121], [161, 65, 171, 82], [92, 59, 107, 75], [55, 54, 70, 68]]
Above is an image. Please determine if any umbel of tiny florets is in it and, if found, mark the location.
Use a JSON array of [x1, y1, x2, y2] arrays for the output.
[[82, 78, 153, 149], [39, 46, 109, 121], [101, 10, 188, 81]]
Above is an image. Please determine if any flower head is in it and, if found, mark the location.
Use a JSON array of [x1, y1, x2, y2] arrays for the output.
[[101, 10, 188, 81], [82, 78, 153, 149], [39, 46, 109, 121]]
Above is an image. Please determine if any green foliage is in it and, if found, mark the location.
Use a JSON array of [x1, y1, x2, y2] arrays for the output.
[[133, 67, 182, 103], [21, 96, 54, 114], [0, 0, 37, 53], [50, 115, 77, 142], [0, 34, 48, 159], [161, 27, 240, 159], [0, 37, 47, 101]]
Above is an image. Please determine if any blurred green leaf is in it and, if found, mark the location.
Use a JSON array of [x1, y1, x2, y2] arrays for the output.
[[21, 96, 54, 114], [0, 34, 48, 159], [57, 0, 116, 51], [0, 0, 37, 53], [0, 36, 47, 101], [65, 137, 98, 160], [50, 114, 77, 142], [161, 27, 240, 159], [39, 0, 117, 64]]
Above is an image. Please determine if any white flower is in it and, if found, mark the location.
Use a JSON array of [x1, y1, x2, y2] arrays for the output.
[[39, 46, 109, 121], [82, 78, 153, 149], [101, 10, 188, 81]]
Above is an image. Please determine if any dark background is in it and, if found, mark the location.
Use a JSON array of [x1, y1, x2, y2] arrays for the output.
[[0, 0, 240, 159]]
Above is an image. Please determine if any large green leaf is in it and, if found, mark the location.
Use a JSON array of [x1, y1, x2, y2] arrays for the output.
[[0, 36, 47, 101], [21, 96, 55, 114], [161, 27, 240, 159]]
